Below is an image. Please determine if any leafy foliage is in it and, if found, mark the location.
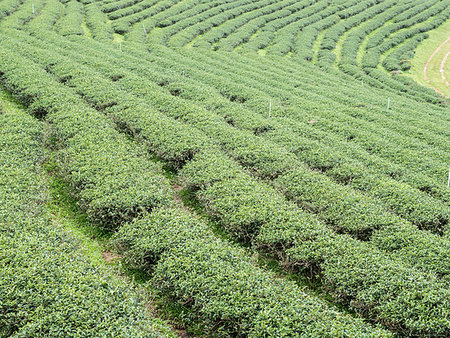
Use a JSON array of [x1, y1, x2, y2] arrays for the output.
[[0, 105, 174, 337], [0, 0, 449, 335]]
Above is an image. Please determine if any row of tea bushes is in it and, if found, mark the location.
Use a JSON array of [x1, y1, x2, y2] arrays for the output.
[[12, 30, 449, 283], [0, 44, 172, 230], [0, 35, 387, 338], [113, 207, 388, 337], [0, 93, 175, 337]]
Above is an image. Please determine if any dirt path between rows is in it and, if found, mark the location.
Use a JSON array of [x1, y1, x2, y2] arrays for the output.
[[424, 36, 450, 95]]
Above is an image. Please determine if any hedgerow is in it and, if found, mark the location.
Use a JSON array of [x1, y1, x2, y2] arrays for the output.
[[45, 24, 450, 209], [320, 0, 396, 53], [102, 0, 143, 14], [0, 0, 21, 20], [108, 0, 158, 21], [168, 0, 269, 48], [0, 104, 174, 337], [110, 0, 179, 34], [55, 0, 84, 36], [0, 0, 46, 30], [212, 0, 317, 52], [9, 29, 448, 281], [26, 0, 61, 33], [147, 0, 250, 45], [1, 34, 446, 335], [29, 35, 449, 235], [239, 0, 329, 54], [0, 34, 391, 337], [1, 1, 449, 335], [85, 3, 113, 41], [192, 0, 300, 50], [114, 207, 388, 337], [180, 151, 450, 335], [0, 46, 172, 229]]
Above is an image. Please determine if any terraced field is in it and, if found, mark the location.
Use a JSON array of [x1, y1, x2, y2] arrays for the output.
[[411, 16, 450, 96], [1, 0, 449, 336]]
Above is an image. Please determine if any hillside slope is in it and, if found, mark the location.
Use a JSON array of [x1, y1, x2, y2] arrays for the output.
[[0, 0, 449, 336]]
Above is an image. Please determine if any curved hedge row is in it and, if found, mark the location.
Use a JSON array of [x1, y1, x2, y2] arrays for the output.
[[5, 31, 449, 335], [111, 0, 179, 34], [191, 0, 303, 50], [338, 1, 420, 67], [168, 0, 274, 48], [215, 0, 318, 52], [140, 46, 449, 213], [10, 30, 449, 282], [114, 207, 387, 337], [320, 0, 395, 54], [1, 2, 449, 335], [365, 0, 444, 50], [97, 0, 450, 94], [0, 35, 390, 336], [360, 0, 450, 74], [0, 0, 45, 30], [0, 94, 174, 337], [0, 44, 172, 230], [0, 0, 21, 20], [168, 47, 449, 196], [107, 0, 158, 21], [50, 23, 450, 217], [180, 151, 450, 336], [56, 0, 84, 36], [33, 34, 449, 235], [102, 0, 144, 14], [237, 0, 329, 54], [85, 3, 113, 42], [27, 0, 62, 33]]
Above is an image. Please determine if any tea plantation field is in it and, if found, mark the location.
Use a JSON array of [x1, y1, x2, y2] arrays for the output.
[[1, 0, 449, 336]]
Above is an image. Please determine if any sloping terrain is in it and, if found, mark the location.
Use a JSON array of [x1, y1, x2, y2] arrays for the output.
[[0, 0, 449, 336]]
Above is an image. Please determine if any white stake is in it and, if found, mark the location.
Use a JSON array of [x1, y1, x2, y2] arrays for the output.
[[142, 23, 147, 35], [269, 99, 272, 118], [119, 42, 122, 52], [447, 168, 450, 187], [32, 3, 34, 15], [386, 97, 390, 112]]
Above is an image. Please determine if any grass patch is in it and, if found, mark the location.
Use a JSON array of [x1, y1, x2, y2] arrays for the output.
[[44, 162, 111, 266], [113, 33, 124, 43], [0, 85, 27, 114], [81, 20, 92, 39], [411, 16, 450, 96]]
